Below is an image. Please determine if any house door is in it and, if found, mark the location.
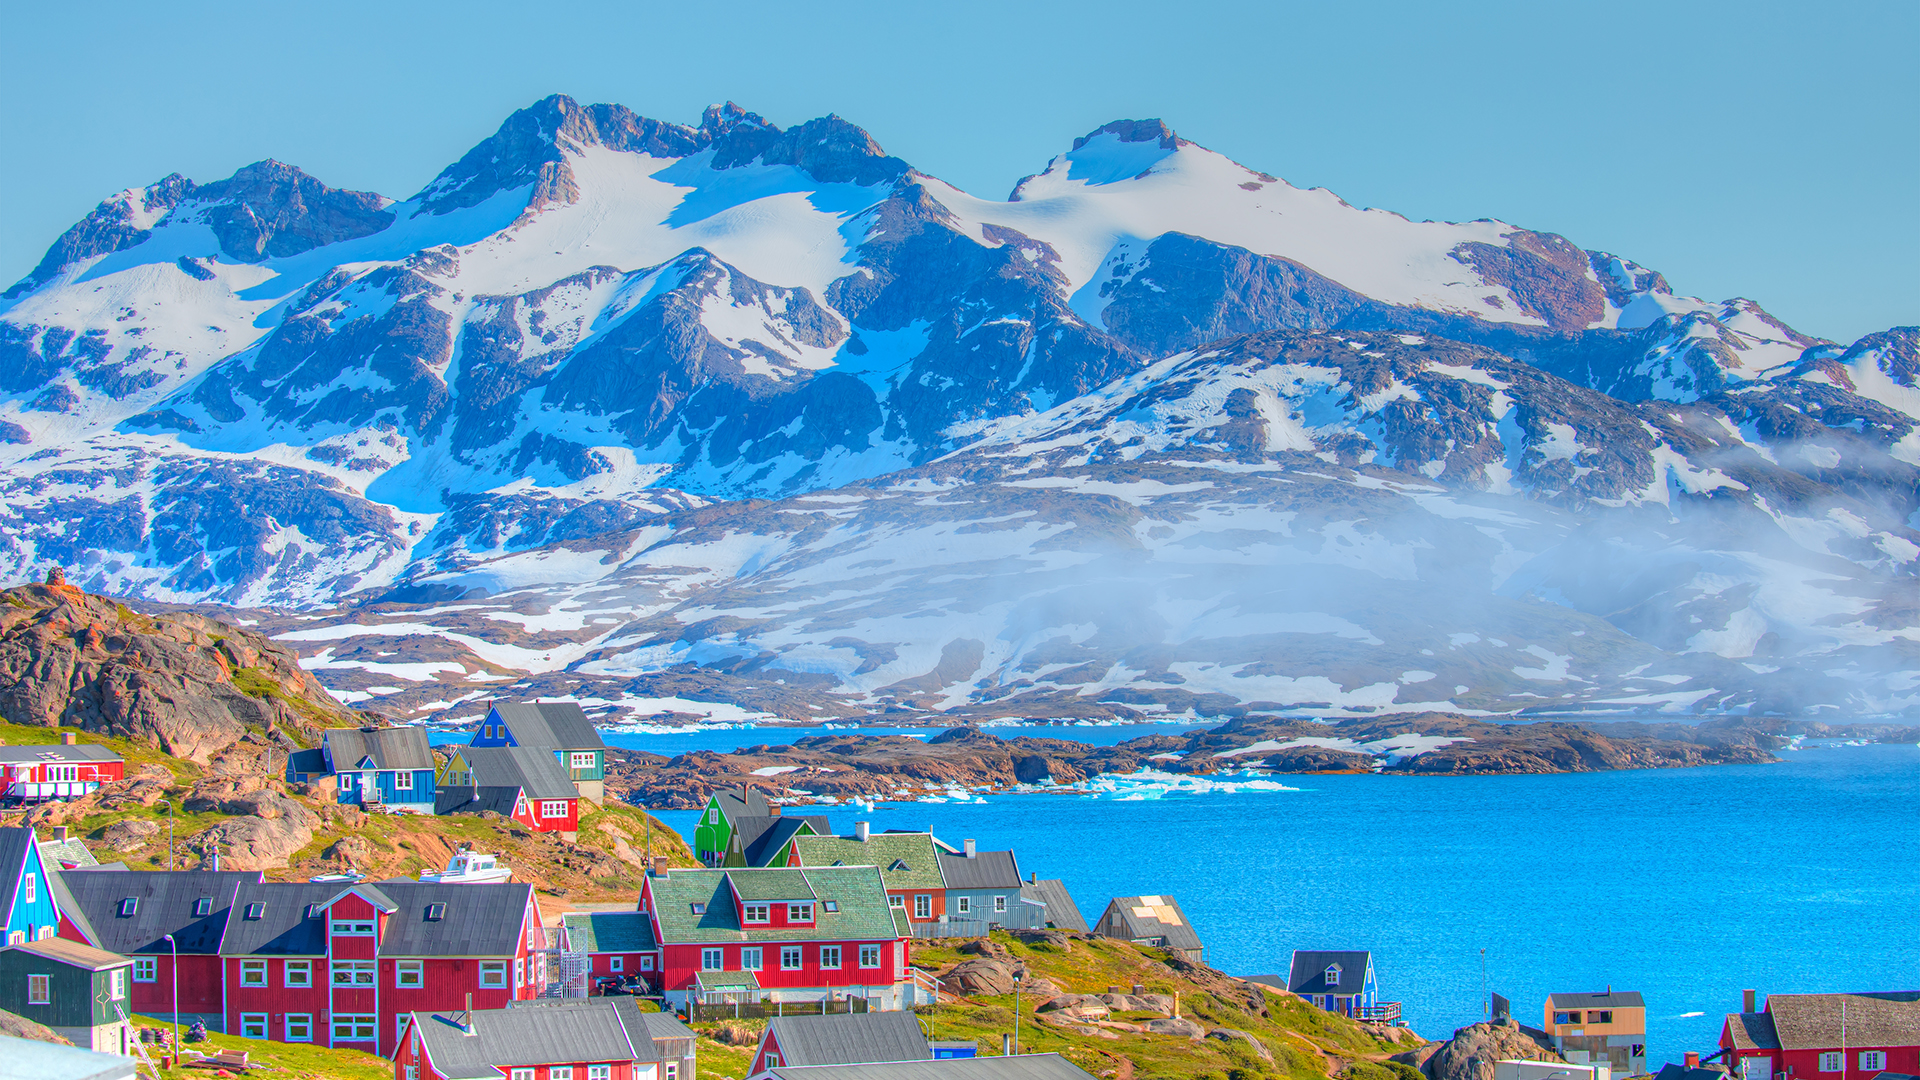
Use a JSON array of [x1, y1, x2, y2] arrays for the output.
[[1742, 1057, 1771, 1080]]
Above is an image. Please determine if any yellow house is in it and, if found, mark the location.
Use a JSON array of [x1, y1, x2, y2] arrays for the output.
[[1545, 990, 1647, 1075]]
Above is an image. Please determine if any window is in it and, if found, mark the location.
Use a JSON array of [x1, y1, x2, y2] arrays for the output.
[[823, 900, 838, 913], [5, 931, 20, 946], [957, 895, 973, 914], [707, 808, 719, 824], [542, 800, 570, 819], [1554, 1011, 1579, 1025], [666, 1064, 678, 1080], [641, 955, 655, 972], [332, 961, 376, 986], [690, 903, 707, 915], [702, 949, 723, 971], [515, 957, 525, 988], [1589, 1011, 1613, 1024], [426, 903, 446, 922], [398, 1016, 413, 1044], [994, 895, 1007, 913], [240, 1013, 267, 1039], [781, 946, 803, 970], [590, 1066, 613, 1080], [1819, 1054, 1843, 1073], [241, 960, 268, 987], [479, 961, 507, 987], [244, 902, 265, 920], [789, 903, 814, 922], [396, 961, 424, 988], [194, 897, 213, 917], [744, 903, 771, 923], [333, 1014, 377, 1041], [610, 956, 624, 973], [1862, 1054, 1887, 1072], [27, 974, 48, 1004], [742, 947, 762, 971], [21, 874, 32, 904], [331, 919, 374, 936], [571, 752, 596, 769], [285, 1014, 312, 1042], [286, 960, 312, 988], [119, 897, 138, 917], [859, 945, 881, 969], [133, 958, 157, 983], [766, 1054, 782, 1070], [512, 1071, 534, 1080], [110, 968, 126, 1000], [888, 894, 904, 908], [35, 925, 50, 940], [820, 946, 841, 970], [914, 894, 931, 919], [552, 1069, 574, 1080]]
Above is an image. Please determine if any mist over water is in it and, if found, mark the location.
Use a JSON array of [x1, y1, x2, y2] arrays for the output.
[[655, 742, 1920, 1062]]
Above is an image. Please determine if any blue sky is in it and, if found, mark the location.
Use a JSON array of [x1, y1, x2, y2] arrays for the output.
[[2, 0, 1912, 342]]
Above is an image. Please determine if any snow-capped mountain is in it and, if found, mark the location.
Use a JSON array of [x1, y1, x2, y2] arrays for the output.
[[1, 95, 1913, 718]]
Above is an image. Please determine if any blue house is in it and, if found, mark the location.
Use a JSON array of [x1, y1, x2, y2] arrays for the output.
[[470, 702, 607, 804], [1286, 950, 1398, 1023], [0, 826, 64, 945], [306, 726, 437, 812]]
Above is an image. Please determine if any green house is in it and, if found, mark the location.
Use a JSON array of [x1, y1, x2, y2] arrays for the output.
[[693, 788, 832, 867], [0, 937, 136, 1056]]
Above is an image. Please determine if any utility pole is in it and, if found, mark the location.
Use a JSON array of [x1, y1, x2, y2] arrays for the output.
[[157, 800, 174, 871], [1481, 949, 1488, 1020], [164, 933, 179, 1067], [1013, 971, 1021, 1055]]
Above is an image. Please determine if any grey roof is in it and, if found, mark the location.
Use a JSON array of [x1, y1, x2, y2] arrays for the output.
[[1763, 993, 1920, 1051], [1019, 880, 1088, 933], [0, 1032, 138, 1080], [1289, 951, 1372, 996], [717, 786, 771, 821], [0, 829, 40, 932], [5, 937, 132, 971], [221, 880, 534, 958], [460, 745, 579, 800], [563, 911, 658, 954], [1723, 1012, 1780, 1052], [1549, 990, 1646, 1009], [1243, 974, 1289, 991], [284, 747, 327, 778], [743, 816, 832, 866], [412, 1002, 636, 1076], [436, 784, 523, 817], [760, 1053, 1098, 1080], [937, 850, 1023, 890], [323, 725, 435, 772], [507, 997, 693, 1061], [40, 836, 98, 869], [1097, 896, 1203, 953], [763, 1011, 931, 1067], [490, 702, 605, 751], [56, 870, 260, 955], [1655, 1066, 1728, 1080], [0, 743, 121, 764]]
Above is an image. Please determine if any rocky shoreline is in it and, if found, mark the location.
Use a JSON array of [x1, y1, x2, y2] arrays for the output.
[[604, 712, 1915, 809]]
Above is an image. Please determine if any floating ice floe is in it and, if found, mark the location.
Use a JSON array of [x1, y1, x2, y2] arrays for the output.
[[750, 765, 803, 776], [1049, 768, 1301, 800]]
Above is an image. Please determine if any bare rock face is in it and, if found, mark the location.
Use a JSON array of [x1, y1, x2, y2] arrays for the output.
[[325, 835, 374, 867], [943, 957, 1019, 996], [194, 814, 313, 872], [0, 1005, 74, 1046], [1421, 1022, 1564, 1080], [0, 583, 354, 762], [1144, 1016, 1205, 1038], [103, 818, 161, 850], [1207, 1028, 1274, 1062]]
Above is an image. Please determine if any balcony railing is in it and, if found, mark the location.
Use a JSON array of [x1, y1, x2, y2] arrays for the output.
[[1353, 1001, 1403, 1024]]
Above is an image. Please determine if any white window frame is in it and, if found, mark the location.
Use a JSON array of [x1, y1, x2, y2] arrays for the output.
[[914, 894, 931, 919], [741, 947, 762, 971], [285, 1013, 313, 1042], [610, 956, 623, 973], [331, 919, 375, 936], [240, 1013, 268, 1039], [240, 959, 268, 987], [26, 973, 48, 1004], [859, 945, 881, 969], [479, 961, 507, 988], [666, 1064, 678, 1080], [788, 903, 814, 922], [286, 960, 312, 988], [1861, 1053, 1886, 1072], [640, 955, 655, 972], [22, 873, 33, 905], [398, 1015, 413, 1044], [514, 957, 525, 989], [332, 960, 376, 986], [332, 1014, 377, 1041], [956, 896, 970, 914], [743, 903, 770, 923], [781, 946, 803, 970], [702, 948, 723, 971], [820, 946, 841, 970], [551, 1068, 575, 1080], [133, 957, 157, 983], [570, 752, 596, 769], [589, 1066, 613, 1080], [512, 1070, 535, 1080], [542, 800, 570, 819], [394, 771, 412, 791], [110, 968, 126, 1000], [888, 894, 905, 908], [994, 895, 1007, 913], [1819, 1054, 1842, 1073], [395, 960, 424, 988]]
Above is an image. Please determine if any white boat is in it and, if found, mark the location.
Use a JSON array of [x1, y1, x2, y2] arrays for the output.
[[419, 850, 513, 884]]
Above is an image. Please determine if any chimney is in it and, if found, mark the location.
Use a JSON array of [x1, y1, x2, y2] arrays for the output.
[[1029, 873, 1037, 884], [856, 821, 870, 842], [770, 805, 781, 817], [60, 732, 76, 746], [51, 826, 67, 843], [964, 839, 976, 859], [1686, 1054, 1700, 1070], [1002, 1033, 1012, 1056], [464, 992, 475, 1035], [1743, 989, 1757, 1013]]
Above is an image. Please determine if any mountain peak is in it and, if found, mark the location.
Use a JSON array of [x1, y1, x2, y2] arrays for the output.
[[1073, 118, 1182, 152], [195, 159, 393, 263]]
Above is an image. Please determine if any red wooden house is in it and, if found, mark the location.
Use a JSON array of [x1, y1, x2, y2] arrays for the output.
[[437, 745, 580, 839], [397, 998, 696, 1080], [562, 911, 661, 989], [640, 866, 917, 1012], [56, 869, 264, 1031], [218, 880, 548, 1057], [0, 738, 123, 803], [1721, 990, 1920, 1080]]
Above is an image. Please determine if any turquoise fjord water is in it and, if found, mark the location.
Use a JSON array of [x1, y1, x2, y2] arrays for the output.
[[639, 735, 1919, 1065]]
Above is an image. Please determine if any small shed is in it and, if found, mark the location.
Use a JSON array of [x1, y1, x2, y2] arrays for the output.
[[1094, 895, 1204, 963], [0, 937, 136, 1055]]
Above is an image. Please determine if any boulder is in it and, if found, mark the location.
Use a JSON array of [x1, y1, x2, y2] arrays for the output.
[[1099, 992, 1174, 1014], [1037, 994, 1111, 1020], [194, 814, 313, 871], [1207, 1028, 1274, 1062], [1144, 1017, 1205, 1038], [0, 1005, 73, 1045], [1023, 976, 1063, 996], [1421, 1023, 1564, 1080], [324, 835, 374, 867], [183, 774, 267, 813], [1012, 929, 1073, 950], [103, 818, 161, 851], [943, 957, 1018, 996]]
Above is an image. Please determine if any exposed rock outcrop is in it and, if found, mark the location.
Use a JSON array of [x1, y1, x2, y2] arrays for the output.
[[1420, 1022, 1564, 1080]]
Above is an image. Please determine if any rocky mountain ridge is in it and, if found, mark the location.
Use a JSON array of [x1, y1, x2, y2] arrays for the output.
[[2, 94, 1914, 719]]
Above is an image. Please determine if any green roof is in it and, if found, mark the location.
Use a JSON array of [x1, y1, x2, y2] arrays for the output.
[[562, 911, 658, 954], [790, 833, 947, 891], [726, 868, 817, 901], [696, 970, 762, 990], [648, 867, 901, 945]]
